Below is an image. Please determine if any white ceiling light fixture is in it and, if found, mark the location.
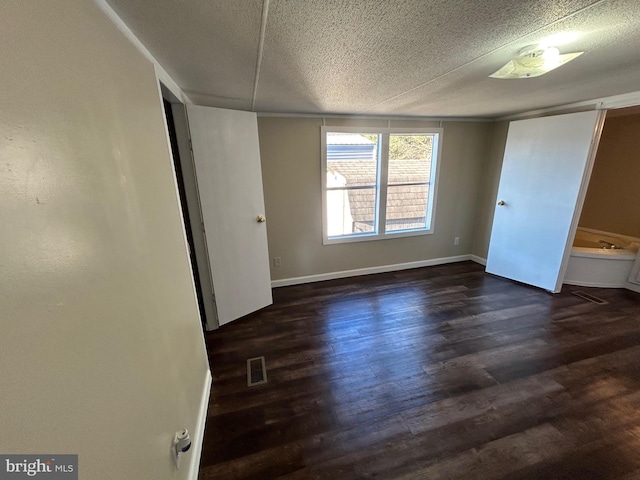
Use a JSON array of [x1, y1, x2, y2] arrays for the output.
[[490, 44, 584, 79]]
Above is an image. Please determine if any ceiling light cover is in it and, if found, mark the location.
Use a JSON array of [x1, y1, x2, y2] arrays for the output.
[[490, 45, 583, 79]]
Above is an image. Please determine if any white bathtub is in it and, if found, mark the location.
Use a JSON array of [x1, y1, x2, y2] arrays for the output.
[[564, 228, 640, 288]]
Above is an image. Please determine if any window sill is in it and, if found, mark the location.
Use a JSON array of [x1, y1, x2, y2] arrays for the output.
[[323, 228, 434, 245]]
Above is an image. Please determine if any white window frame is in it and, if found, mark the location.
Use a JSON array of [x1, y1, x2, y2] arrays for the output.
[[321, 126, 443, 245]]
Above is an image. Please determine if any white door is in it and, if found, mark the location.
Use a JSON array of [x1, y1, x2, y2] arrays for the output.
[[486, 111, 605, 292], [187, 105, 272, 325]]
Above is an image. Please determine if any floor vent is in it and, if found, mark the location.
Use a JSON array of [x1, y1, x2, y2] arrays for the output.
[[247, 356, 268, 387], [572, 291, 608, 305]]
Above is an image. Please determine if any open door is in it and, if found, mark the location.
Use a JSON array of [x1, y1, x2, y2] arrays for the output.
[[486, 111, 605, 292], [186, 105, 273, 326]]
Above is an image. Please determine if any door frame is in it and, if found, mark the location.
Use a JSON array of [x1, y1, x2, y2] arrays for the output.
[[159, 83, 219, 330], [555, 110, 607, 292], [564, 104, 640, 294], [592, 101, 640, 294]]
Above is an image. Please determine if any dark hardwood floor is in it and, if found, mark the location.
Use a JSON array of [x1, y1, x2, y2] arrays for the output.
[[199, 261, 640, 479]]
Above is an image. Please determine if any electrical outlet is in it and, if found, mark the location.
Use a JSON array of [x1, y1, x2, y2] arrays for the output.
[[454, 236, 460, 246], [274, 256, 282, 267]]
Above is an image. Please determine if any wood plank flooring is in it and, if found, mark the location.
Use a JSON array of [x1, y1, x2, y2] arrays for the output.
[[199, 261, 640, 479]]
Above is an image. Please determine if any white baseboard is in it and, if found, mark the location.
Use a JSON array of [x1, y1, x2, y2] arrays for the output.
[[564, 279, 626, 288], [470, 255, 487, 266], [271, 254, 473, 288], [188, 370, 212, 480]]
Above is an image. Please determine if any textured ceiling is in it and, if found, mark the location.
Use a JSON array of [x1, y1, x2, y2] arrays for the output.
[[106, 0, 640, 118]]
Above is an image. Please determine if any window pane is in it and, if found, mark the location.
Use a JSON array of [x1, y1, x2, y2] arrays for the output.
[[326, 132, 379, 238], [326, 187, 377, 237], [327, 133, 379, 187], [385, 184, 429, 232], [388, 135, 432, 185], [385, 134, 433, 232]]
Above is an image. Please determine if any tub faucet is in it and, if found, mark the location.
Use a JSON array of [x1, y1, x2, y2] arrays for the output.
[[599, 240, 617, 249]]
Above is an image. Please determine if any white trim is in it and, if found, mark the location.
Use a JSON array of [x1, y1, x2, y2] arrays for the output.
[[270, 255, 472, 287], [93, 0, 191, 104], [497, 102, 598, 122], [498, 90, 640, 122], [596, 91, 640, 110], [187, 370, 212, 480], [257, 112, 491, 122], [554, 110, 607, 293], [170, 105, 220, 331], [321, 126, 443, 245], [378, 132, 390, 236], [564, 279, 627, 288], [156, 79, 213, 333], [320, 127, 329, 245], [470, 255, 487, 266], [426, 132, 442, 237], [322, 228, 435, 245]]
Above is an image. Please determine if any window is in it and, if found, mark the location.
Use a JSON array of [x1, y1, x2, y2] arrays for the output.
[[321, 126, 442, 244]]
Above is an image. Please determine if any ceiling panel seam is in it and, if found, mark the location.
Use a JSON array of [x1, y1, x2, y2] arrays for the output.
[[361, 0, 607, 113], [251, 0, 270, 111]]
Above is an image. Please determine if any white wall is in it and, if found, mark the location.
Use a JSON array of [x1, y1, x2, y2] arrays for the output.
[[471, 121, 509, 260], [0, 2, 209, 479]]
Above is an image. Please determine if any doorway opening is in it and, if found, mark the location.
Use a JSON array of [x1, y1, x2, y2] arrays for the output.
[[578, 107, 640, 240], [161, 93, 208, 328], [567, 106, 640, 288]]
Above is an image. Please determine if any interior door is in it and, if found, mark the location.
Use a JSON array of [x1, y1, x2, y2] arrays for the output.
[[486, 110, 605, 292], [187, 105, 272, 325]]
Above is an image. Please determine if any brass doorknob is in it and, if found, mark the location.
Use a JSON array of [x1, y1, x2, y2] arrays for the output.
[[256, 215, 266, 223], [497, 200, 506, 206]]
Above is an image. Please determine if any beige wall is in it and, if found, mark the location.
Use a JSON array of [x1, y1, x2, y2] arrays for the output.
[[579, 113, 640, 238], [258, 116, 491, 281], [0, 2, 209, 479], [471, 121, 509, 260]]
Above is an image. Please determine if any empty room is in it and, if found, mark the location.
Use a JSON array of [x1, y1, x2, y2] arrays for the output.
[[2, 1, 640, 479]]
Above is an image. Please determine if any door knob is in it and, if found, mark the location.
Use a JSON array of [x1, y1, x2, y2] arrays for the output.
[[497, 200, 506, 206], [256, 215, 266, 223]]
